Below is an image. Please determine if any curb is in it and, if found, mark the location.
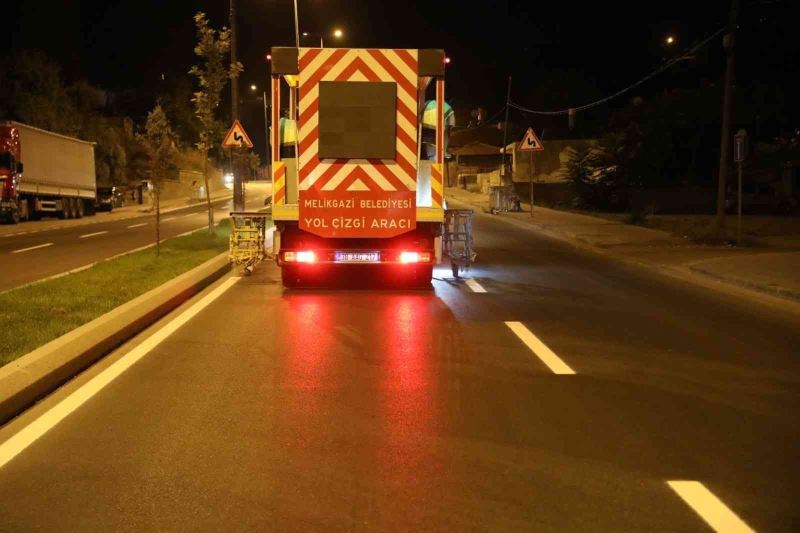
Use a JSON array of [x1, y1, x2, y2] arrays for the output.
[[0, 252, 231, 426], [688, 264, 800, 303], [448, 193, 800, 305]]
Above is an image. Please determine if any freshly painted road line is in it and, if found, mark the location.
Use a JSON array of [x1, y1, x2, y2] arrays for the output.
[[0, 276, 241, 470], [11, 243, 54, 254], [465, 278, 487, 293], [79, 231, 109, 239], [505, 321, 576, 375], [127, 223, 148, 229], [667, 481, 754, 533]]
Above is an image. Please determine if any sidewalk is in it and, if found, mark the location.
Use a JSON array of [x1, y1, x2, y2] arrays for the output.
[[0, 190, 232, 237], [446, 187, 800, 303]]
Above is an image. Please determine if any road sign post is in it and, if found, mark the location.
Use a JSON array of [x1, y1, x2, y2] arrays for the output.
[[519, 128, 544, 217], [222, 120, 254, 211], [529, 150, 534, 217], [734, 129, 748, 245]]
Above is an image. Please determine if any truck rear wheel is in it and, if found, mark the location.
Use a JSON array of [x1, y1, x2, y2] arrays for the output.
[[76, 199, 84, 218], [413, 265, 434, 288], [281, 266, 301, 288]]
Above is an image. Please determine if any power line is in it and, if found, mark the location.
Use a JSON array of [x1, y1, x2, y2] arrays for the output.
[[509, 25, 727, 116], [479, 105, 508, 126]]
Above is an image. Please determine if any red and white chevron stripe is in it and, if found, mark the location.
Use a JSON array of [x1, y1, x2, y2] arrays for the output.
[[297, 48, 419, 194]]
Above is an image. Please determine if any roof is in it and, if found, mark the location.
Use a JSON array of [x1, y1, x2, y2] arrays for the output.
[[449, 122, 524, 150], [451, 142, 504, 156]]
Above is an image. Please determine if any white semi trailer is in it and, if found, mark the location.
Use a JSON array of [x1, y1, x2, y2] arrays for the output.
[[0, 121, 97, 223]]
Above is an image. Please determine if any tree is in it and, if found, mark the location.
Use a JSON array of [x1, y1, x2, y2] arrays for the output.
[[0, 50, 79, 135], [189, 12, 242, 233], [159, 75, 201, 148], [564, 144, 596, 208], [137, 105, 178, 255]]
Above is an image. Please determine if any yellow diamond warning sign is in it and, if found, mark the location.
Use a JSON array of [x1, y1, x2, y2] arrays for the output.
[[222, 120, 254, 149]]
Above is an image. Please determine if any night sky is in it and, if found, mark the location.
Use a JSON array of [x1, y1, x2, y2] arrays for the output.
[[7, 0, 798, 156]]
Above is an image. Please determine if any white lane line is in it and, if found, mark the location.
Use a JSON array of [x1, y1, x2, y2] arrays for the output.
[[11, 243, 54, 254], [0, 276, 241, 470], [79, 231, 109, 239], [667, 481, 754, 533], [161, 216, 178, 222], [127, 223, 148, 229], [505, 321, 576, 375], [465, 278, 487, 293]]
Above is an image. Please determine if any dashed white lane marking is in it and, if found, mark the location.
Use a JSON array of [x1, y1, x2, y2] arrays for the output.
[[0, 276, 241, 470], [79, 231, 109, 239], [465, 278, 487, 293], [161, 216, 178, 222], [127, 223, 148, 229], [667, 481, 754, 533], [10, 243, 54, 254], [505, 321, 576, 375]]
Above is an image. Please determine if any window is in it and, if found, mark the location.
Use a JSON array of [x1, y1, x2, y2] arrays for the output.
[[318, 81, 397, 160], [0, 152, 13, 170]]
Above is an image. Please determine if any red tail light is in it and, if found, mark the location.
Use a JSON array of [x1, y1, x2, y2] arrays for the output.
[[284, 251, 316, 263], [399, 251, 430, 264]]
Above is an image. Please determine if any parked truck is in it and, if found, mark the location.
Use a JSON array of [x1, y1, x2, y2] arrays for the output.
[[0, 121, 97, 223], [269, 47, 448, 287]]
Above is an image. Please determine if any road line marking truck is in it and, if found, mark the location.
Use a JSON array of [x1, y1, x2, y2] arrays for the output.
[[269, 47, 447, 287], [0, 122, 97, 224]]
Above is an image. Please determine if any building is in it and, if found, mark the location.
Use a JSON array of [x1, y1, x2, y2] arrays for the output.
[[450, 142, 510, 192]]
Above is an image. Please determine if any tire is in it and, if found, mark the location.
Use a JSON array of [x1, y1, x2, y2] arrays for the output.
[[451, 261, 459, 278], [58, 199, 67, 219], [18, 199, 30, 222], [281, 266, 301, 288], [10, 208, 20, 224], [413, 265, 434, 288], [76, 199, 84, 218]]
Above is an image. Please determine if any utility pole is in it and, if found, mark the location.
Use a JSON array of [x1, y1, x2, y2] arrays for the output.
[[263, 91, 271, 171], [229, 0, 243, 210], [714, 0, 739, 237], [501, 76, 512, 186], [229, 0, 239, 121], [292, 0, 300, 48]]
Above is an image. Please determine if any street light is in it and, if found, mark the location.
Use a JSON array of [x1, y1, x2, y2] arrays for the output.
[[250, 84, 257, 92], [301, 28, 344, 48], [665, 35, 676, 45]]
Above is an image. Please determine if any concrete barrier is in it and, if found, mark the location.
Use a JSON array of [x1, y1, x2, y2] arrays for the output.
[[0, 252, 231, 426]]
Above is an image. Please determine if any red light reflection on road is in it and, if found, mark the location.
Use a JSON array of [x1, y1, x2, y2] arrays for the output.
[[378, 295, 442, 492], [283, 295, 332, 391]]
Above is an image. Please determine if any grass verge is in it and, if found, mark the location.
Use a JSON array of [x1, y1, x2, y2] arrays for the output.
[[0, 221, 231, 366]]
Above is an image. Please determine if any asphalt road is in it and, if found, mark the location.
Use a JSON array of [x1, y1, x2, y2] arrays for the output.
[[0, 194, 265, 292], [0, 205, 798, 531]]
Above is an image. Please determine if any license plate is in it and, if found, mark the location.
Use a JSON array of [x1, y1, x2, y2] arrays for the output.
[[335, 251, 380, 263]]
